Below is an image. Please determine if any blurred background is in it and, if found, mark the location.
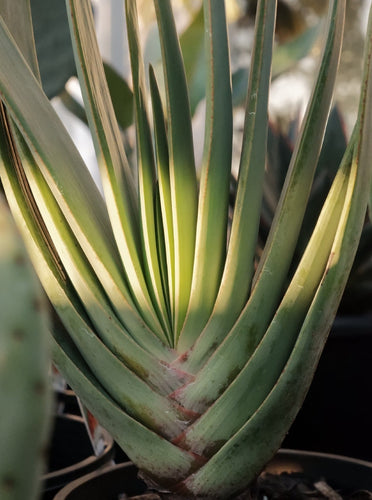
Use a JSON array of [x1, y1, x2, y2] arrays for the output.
[[37, 0, 371, 179]]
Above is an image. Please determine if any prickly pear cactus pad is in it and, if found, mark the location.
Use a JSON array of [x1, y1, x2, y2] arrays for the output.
[[0, 195, 51, 500]]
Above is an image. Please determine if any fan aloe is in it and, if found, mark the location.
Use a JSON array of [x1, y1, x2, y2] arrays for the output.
[[0, 0, 371, 498]]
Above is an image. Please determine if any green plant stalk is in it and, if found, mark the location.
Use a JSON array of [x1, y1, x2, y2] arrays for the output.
[[0, 195, 51, 500]]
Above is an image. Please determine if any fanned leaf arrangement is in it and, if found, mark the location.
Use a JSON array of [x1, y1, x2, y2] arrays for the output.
[[0, 0, 371, 498]]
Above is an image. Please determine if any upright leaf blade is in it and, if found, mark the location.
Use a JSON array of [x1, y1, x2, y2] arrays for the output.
[[178, 0, 277, 362], [181, 0, 346, 372], [253, 0, 346, 290], [178, 0, 233, 350], [67, 0, 167, 339], [125, 0, 172, 342], [154, 0, 198, 340], [149, 66, 174, 324]]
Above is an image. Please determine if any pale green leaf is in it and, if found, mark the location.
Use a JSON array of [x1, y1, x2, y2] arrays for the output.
[[177, 0, 233, 350], [125, 0, 172, 342], [154, 0, 198, 339], [178, 0, 277, 362], [51, 328, 200, 487], [67, 0, 166, 338]]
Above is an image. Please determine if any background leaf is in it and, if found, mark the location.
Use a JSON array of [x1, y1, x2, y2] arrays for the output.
[[31, 0, 76, 98]]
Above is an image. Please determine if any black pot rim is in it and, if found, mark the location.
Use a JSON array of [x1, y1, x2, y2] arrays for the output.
[[43, 413, 115, 492], [54, 449, 372, 499], [264, 448, 372, 492], [53, 461, 137, 499]]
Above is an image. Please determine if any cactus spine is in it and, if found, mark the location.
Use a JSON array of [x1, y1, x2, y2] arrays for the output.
[[0, 194, 51, 500]]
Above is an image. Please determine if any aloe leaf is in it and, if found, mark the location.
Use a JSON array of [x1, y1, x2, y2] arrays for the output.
[[0, 14, 145, 325], [125, 0, 171, 342], [0, 0, 176, 363], [177, 0, 276, 362], [182, 122, 372, 497], [154, 0, 198, 339], [16, 124, 175, 351], [50, 303, 188, 440], [50, 328, 201, 487], [0, 107, 180, 401], [53, 319, 188, 439], [149, 65, 174, 322], [180, 0, 346, 373], [293, 106, 348, 259], [177, 0, 232, 350], [180, 9, 372, 494], [253, 0, 345, 290], [174, 136, 353, 444], [66, 0, 168, 338]]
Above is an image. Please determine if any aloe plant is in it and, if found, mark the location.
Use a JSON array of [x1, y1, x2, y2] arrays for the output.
[[0, 0, 371, 498]]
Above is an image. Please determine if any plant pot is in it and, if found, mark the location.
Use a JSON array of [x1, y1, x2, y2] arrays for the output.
[[262, 449, 372, 497], [55, 388, 81, 416], [53, 449, 372, 499], [283, 313, 372, 461], [41, 413, 115, 500], [53, 461, 145, 499], [54, 388, 130, 465]]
